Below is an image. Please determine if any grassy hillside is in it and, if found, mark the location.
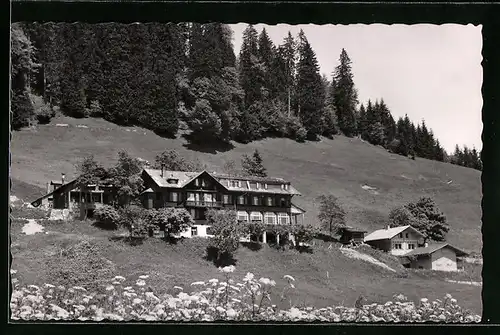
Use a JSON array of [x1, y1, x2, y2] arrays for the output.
[[10, 217, 482, 314], [10, 116, 482, 252]]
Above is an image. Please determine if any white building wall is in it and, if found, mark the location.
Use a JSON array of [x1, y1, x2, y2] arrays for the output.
[[431, 247, 458, 272], [389, 228, 421, 255]]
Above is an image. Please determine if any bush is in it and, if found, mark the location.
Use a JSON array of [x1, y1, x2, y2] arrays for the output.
[[148, 207, 194, 237], [206, 209, 245, 261], [94, 205, 121, 230], [30, 93, 55, 124], [10, 267, 481, 322], [45, 240, 116, 291], [118, 205, 151, 238], [285, 116, 307, 143]]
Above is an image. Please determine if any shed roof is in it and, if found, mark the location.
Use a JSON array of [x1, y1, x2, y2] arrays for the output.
[[339, 226, 367, 233], [364, 225, 424, 242], [403, 243, 468, 257]]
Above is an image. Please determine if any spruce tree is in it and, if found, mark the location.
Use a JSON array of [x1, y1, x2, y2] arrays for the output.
[[241, 149, 267, 177], [332, 49, 358, 137], [239, 25, 261, 108], [295, 30, 325, 140]]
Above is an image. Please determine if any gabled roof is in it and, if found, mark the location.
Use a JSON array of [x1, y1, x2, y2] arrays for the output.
[[139, 188, 154, 195], [30, 178, 79, 206], [403, 243, 468, 257], [339, 226, 367, 233], [143, 168, 301, 195], [364, 225, 424, 242], [291, 203, 306, 214], [143, 169, 229, 190]]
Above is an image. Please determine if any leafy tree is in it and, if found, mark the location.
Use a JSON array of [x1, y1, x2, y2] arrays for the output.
[[118, 205, 150, 238], [30, 93, 55, 124], [94, 205, 121, 229], [153, 150, 205, 172], [222, 160, 239, 176], [187, 98, 223, 143], [148, 207, 194, 237], [241, 149, 267, 177], [389, 197, 449, 243], [107, 150, 144, 207], [11, 23, 38, 130], [75, 154, 109, 219], [316, 195, 347, 236], [206, 209, 245, 259], [332, 49, 358, 137], [291, 224, 317, 247]]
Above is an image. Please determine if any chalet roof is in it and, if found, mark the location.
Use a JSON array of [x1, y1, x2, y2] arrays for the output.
[[339, 226, 367, 233], [30, 178, 79, 206], [210, 171, 290, 184], [139, 188, 154, 195], [364, 225, 424, 242], [403, 243, 468, 257], [142, 169, 222, 189], [291, 203, 306, 214], [143, 168, 301, 195]]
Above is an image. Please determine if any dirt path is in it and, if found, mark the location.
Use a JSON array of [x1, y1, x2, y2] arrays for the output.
[[340, 247, 397, 273]]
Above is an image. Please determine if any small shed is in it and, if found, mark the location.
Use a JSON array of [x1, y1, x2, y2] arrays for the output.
[[401, 243, 468, 272], [139, 188, 155, 209], [338, 226, 367, 245]]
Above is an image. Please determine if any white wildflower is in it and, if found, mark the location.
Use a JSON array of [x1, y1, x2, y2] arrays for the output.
[[123, 286, 134, 291], [72, 286, 86, 292], [136, 280, 146, 287], [173, 286, 183, 291], [105, 285, 115, 291], [28, 285, 40, 291], [420, 298, 428, 303], [113, 275, 126, 281], [219, 265, 235, 273], [259, 277, 271, 286], [226, 308, 237, 318], [10, 269, 17, 275], [232, 298, 241, 303], [208, 279, 218, 284], [284, 275, 295, 282], [243, 272, 254, 281], [132, 298, 142, 305], [112, 281, 121, 285], [191, 281, 205, 286]]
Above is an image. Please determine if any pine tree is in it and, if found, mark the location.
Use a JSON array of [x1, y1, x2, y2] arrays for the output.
[[332, 49, 358, 137], [378, 99, 396, 145], [321, 74, 338, 138], [239, 25, 261, 108], [295, 30, 325, 140], [357, 103, 367, 139], [241, 149, 267, 177], [257, 28, 275, 95]]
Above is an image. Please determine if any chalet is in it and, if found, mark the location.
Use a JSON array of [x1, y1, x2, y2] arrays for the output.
[[30, 173, 115, 220], [363, 225, 425, 256], [400, 243, 468, 272], [139, 168, 305, 243], [338, 226, 367, 245]]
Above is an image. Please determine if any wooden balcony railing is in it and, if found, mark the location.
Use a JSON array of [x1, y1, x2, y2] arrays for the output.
[[184, 201, 223, 208]]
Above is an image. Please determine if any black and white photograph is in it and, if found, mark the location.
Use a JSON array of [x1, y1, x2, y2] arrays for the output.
[[10, 19, 484, 323]]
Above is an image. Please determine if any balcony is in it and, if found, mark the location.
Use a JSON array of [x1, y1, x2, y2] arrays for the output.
[[185, 201, 223, 208]]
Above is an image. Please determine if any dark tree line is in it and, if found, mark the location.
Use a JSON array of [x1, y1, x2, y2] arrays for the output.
[[11, 22, 481, 171]]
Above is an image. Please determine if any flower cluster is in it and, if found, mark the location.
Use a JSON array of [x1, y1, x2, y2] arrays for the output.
[[9, 267, 480, 322]]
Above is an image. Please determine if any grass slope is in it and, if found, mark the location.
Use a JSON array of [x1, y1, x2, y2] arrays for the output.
[[10, 219, 482, 314], [11, 116, 481, 252]]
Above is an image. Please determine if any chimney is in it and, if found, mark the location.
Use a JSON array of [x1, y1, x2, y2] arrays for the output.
[[386, 224, 391, 230], [424, 242, 428, 248], [161, 164, 164, 178], [61, 173, 66, 185]]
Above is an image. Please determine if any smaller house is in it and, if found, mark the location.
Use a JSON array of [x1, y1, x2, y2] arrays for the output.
[[364, 225, 425, 256], [401, 243, 468, 272], [338, 226, 367, 245], [31, 173, 116, 220]]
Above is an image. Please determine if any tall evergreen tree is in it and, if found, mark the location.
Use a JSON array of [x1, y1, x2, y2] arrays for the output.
[[239, 25, 261, 108], [295, 30, 325, 140], [332, 49, 358, 137], [241, 149, 267, 177]]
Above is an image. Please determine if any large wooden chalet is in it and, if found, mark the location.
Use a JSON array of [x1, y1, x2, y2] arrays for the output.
[[139, 168, 306, 243]]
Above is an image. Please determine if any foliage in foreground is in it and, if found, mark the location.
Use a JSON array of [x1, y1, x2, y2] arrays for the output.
[[10, 267, 480, 322]]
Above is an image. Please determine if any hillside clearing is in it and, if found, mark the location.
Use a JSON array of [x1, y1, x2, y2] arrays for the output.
[[10, 116, 482, 252]]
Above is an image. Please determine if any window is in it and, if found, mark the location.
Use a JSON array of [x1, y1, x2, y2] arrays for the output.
[[256, 182, 261, 189], [206, 226, 214, 235], [266, 197, 273, 206], [280, 198, 286, 207], [201, 179, 206, 187], [405, 233, 409, 238], [170, 192, 178, 202], [399, 233, 403, 238], [229, 180, 240, 188], [191, 226, 198, 236], [195, 179, 200, 187], [238, 195, 245, 205], [278, 213, 290, 225], [92, 193, 101, 203], [252, 196, 260, 206], [250, 212, 263, 222], [265, 212, 276, 225], [223, 194, 232, 204], [264, 183, 268, 189], [393, 243, 402, 250], [237, 211, 249, 222], [408, 244, 415, 250]]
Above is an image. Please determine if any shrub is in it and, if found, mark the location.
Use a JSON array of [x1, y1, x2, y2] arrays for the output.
[[45, 240, 116, 291], [291, 224, 317, 247], [118, 205, 150, 238], [206, 209, 245, 260], [285, 116, 307, 143], [148, 207, 194, 237], [30, 93, 55, 124], [94, 205, 120, 230], [10, 267, 481, 322]]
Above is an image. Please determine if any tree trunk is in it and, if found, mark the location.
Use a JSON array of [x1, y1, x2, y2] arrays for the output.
[[287, 88, 291, 117]]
